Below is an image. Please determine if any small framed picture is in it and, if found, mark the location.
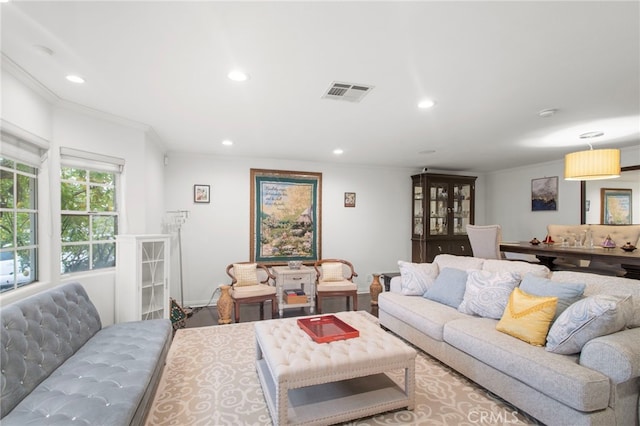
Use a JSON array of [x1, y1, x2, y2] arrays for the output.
[[344, 192, 356, 208], [194, 184, 210, 203]]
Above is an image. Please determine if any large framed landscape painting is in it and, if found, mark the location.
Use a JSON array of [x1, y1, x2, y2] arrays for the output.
[[250, 169, 322, 263], [601, 188, 632, 224], [531, 176, 558, 211]]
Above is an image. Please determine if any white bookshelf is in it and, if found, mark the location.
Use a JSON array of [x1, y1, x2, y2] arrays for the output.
[[116, 234, 170, 322]]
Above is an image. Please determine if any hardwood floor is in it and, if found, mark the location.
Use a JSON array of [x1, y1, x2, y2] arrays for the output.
[[184, 293, 376, 328]]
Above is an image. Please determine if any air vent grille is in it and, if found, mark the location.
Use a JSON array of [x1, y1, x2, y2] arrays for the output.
[[322, 81, 374, 103]]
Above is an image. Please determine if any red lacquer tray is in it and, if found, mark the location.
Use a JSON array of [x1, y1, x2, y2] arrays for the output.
[[297, 315, 359, 343]]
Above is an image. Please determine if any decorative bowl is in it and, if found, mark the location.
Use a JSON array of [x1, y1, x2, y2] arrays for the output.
[[601, 235, 616, 249], [529, 238, 541, 246], [621, 242, 637, 252]]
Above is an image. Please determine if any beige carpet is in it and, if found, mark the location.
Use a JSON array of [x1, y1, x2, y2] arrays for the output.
[[146, 320, 541, 425]]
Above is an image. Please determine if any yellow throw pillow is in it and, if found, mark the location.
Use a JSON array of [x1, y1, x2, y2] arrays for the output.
[[233, 263, 259, 286], [496, 288, 558, 346], [321, 262, 344, 282]]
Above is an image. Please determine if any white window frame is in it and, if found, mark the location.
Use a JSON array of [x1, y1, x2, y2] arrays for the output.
[[60, 147, 124, 274], [0, 121, 48, 292]]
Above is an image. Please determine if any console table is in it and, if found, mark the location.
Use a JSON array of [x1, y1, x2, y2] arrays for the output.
[[500, 242, 640, 279]]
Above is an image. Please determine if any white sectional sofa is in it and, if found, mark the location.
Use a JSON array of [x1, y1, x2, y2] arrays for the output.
[[378, 254, 640, 426]]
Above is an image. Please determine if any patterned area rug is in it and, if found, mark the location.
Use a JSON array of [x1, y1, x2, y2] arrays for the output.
[[146, 320, 541, 425]]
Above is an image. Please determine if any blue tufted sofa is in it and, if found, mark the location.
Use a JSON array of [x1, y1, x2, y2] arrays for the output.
[[0, 282, 172, 425]]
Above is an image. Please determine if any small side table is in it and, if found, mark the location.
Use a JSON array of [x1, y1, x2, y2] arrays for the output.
[[272, 266, 316, 318], [380, 272, 401, 292]]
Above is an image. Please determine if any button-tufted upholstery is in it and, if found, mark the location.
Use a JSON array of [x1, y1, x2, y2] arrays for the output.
[[1, 282, 172, 425]]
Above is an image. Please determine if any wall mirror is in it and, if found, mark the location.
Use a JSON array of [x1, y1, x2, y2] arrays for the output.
[[581, 165, 640, 224]]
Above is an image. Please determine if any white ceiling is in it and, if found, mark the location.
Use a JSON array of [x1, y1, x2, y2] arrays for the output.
[[2, 1, 639, 172]]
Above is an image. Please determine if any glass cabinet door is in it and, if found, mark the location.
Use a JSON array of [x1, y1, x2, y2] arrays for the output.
[[412, 184, 424, 237], [452, 183, 472, 235], [428, 182, 449, 236]]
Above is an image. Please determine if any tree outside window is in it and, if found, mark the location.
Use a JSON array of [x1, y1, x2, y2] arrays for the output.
[[0, 157, 38, 293], [60, 167, 117, 273]]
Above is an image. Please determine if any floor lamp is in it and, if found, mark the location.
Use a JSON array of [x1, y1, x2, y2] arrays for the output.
[[165, 210, 190, 313]]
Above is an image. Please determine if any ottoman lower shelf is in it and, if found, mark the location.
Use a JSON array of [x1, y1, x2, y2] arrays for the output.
[[256, 359, 411, 425]]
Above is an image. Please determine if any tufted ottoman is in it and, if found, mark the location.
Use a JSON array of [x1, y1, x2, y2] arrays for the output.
[[254, 311, 416, 425]]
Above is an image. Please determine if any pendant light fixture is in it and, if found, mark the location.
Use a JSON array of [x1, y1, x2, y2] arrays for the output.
[[564, 132, 621, 181]]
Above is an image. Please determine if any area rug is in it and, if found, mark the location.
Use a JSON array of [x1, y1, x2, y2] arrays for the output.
[[146, 321, 541, 425]]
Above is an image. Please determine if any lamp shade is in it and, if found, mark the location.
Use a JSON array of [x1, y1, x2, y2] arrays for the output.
[[564, 148, 620, 181]]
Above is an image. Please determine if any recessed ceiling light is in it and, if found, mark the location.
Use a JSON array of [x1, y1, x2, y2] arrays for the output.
[[227, 70, 249, 82], [333, 149, 344, 155], [33, 45, 54, 56], [538, 108, 558, 118], [579, 131, 605, 139], [66, 75, 85, 84], [418, 99, 436, 109], [222, 140, 233, 146]]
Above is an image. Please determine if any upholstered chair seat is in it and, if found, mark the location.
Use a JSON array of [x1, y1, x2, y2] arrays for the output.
[[314, 259, 358, 314], [226, 262, 277, 323]]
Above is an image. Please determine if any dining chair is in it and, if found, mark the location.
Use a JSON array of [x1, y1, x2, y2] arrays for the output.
[[226, 262, 277, 323], [313, 259, 358, 314], [466, 224, 504, 259]]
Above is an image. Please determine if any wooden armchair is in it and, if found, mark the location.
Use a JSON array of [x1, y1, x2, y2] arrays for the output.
[[226, 262, 277, 323], [313, 259, 358, 314]]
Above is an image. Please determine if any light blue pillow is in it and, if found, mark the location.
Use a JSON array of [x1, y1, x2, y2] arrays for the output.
[[520, 275, 585, 321], [423, 267, 468, 308], [546, 294, 632, 354], [458, 270, 520, 319]]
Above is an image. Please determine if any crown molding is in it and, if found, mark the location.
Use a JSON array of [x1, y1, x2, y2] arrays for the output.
[[2, 53, 166, 152], [1, 53, 59, 104]]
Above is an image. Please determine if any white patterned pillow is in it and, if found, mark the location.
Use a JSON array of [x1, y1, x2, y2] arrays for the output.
[[434, 254, 485, 272], [321, 262, 344, 282], [233, 263, 259, 286], [546, 294, 633, 354], [398, 261, 439, 296], [482, 259, 550, 278], [458, 270, 521, 319]]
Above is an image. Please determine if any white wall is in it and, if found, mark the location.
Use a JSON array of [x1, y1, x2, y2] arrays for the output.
[[485, 145, 640, 242], [163, 153, 417, 306], [1, 69, 53, 141], [0, 68, 167, 326]]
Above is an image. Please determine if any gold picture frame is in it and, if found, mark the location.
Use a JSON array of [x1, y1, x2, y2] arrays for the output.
[[250, 169, 322, 263], [601, 188, 632, 224]]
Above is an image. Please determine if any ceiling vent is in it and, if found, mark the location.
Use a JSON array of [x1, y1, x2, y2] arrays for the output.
[[322, 81, 374, 103]]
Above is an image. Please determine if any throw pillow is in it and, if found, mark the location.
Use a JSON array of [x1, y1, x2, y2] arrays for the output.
[[398, 260, 439, 296], [496, 287, 558, 346], [233, 263, 259, 286], [433, 254, 485, 272], [321, 262, 344, 282], [546, 294, 633, 355], [519, 275, 585, 322], [482, 259, 550, 278], [458, 270, 520, 319], [423, 267, 469, 309]]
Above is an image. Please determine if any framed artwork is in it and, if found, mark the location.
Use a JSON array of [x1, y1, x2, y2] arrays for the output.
[[531, 176, 558, 211], [344, 192, 356, 208], [601, 188, 632, 224], [194, 184, 210, 203], [250, 169, 322, 263]]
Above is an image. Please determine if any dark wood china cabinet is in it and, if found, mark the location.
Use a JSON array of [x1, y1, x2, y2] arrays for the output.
[[411, 173, 477, 263]]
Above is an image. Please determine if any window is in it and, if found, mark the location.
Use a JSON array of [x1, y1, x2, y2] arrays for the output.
[[60, 166, 118, 273], [0, 157, 38, 293]]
